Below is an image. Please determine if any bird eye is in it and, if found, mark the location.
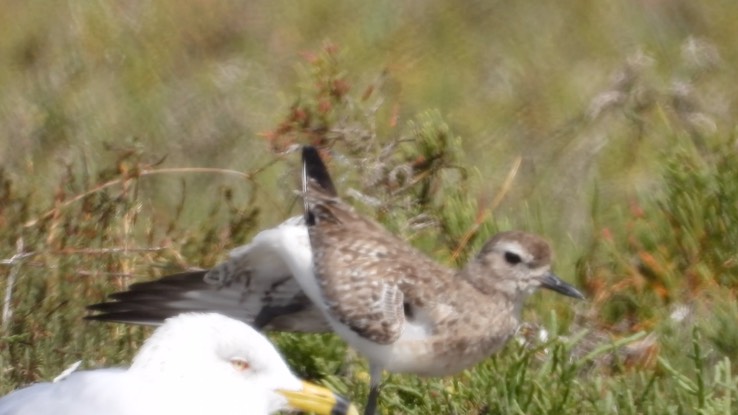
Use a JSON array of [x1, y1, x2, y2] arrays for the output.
[[504, 252, 522, 265], [231, 358, 250, 372]]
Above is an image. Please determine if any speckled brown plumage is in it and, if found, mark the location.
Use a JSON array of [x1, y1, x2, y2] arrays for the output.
[[301, 146, 584, 383], [308, 181, 521, 351]]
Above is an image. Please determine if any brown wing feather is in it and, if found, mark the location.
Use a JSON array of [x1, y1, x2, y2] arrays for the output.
[[301, 145, 457, 344], [307, 190, 456, 344]]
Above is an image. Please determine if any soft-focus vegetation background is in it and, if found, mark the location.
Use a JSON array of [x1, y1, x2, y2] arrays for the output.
[[2, 1, 738, 413]]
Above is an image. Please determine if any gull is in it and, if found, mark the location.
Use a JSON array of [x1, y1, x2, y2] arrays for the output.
[[88, 146, 585, 414], [0, 313, 357, 415]]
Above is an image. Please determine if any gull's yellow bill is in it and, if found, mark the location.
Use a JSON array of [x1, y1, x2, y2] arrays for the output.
[[278, 380, 359, 415]]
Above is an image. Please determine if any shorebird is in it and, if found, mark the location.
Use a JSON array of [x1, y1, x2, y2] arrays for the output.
[[88, 146, 584, 414], [0, 313, 357, 415]]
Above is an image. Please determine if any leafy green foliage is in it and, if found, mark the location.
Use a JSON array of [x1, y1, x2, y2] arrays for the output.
[[580, 143, 738, 329]]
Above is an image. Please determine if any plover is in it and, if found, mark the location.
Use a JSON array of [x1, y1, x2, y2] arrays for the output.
[[88, 146, 584, 414]]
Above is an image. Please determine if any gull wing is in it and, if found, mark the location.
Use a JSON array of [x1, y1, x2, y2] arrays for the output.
[[87, 217, 331, 332]]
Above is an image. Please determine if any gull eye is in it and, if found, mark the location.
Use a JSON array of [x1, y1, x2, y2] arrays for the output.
[[504, 251, 522, 265], [231, 358, 251, 372]]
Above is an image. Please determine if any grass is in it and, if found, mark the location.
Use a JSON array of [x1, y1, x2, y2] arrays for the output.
[[2, 1, 738, 413]]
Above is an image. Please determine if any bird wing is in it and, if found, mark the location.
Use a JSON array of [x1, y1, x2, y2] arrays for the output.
[[306, 197, 454, 345], [0, 369, 268, 415], [0, 369, 147, 415], [302, 147, 446, 345], [87, 217, 331, 332]]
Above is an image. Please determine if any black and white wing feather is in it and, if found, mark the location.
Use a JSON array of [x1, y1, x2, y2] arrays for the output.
[[87, 216, 330, 332]]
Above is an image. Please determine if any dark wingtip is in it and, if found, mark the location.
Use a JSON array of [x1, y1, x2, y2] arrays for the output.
[[84, 270, 211, 324], [83, 311, 166, 326], [302, 146, 337, 197], [302, 146, 338, 225]]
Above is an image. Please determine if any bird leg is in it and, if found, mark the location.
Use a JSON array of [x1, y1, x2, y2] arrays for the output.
[[364, 364, 383, 415]]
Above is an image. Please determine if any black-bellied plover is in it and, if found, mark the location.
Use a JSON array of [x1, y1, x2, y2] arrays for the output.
[[88, 146, 584, 414]]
